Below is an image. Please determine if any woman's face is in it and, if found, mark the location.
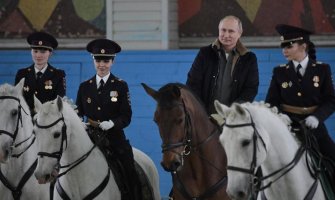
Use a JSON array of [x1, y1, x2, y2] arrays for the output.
[[282, 42, 307, 62], [31, 48, 51, 68], [94, 59, 113, 77]]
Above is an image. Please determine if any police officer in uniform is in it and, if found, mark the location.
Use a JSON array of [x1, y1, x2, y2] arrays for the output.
[[76, 39, 140, 200], [266, 24, 335, 165], [15, 31, 66, 114]]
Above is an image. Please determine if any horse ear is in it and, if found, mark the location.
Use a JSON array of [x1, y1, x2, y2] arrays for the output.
[[171, 85, 181, 98], [234, 103, 246, 116], [141, 83, 158, 101], [56, 96, 63, 112], [34, 95, 42, 112], [214, 100, 230, 118], [15, 78, 25, 94]]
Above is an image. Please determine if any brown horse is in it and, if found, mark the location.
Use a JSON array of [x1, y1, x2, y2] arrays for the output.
[[142, 83, 230, 200]]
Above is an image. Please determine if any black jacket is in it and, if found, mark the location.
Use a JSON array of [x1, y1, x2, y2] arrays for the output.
[[76, 74, 132, 141], [186, 39, 259, 113], [266, 60, 335, 122], [15, 64, 66, 111]]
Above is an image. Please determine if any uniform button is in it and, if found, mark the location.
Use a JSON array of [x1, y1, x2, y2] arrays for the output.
[[297, 92, 302, 96], [97, 107, 101, 110], [35, 91, 38, 94]]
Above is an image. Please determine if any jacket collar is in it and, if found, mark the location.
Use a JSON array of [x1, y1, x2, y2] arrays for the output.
[[212, 39, 249, 56]]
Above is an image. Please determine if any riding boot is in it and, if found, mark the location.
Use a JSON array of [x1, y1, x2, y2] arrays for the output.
[[116, 140, 143, 200]]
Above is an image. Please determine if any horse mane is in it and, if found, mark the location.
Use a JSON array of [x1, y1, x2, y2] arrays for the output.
[[238, 102, 300, 144], [0, 83, 19, 96]]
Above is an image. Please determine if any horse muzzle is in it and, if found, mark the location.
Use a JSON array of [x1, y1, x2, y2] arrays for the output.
[[34, 168, 59, 184]]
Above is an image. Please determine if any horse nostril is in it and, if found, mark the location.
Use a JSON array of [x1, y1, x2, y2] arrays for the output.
[[237, 191, 247, 199]]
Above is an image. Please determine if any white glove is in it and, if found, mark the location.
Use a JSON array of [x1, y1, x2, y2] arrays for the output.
[[305, 116, 319, 129], [99, 120, 114, 131]]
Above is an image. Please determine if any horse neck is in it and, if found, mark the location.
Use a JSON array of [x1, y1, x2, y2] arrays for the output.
[[60, 115, 93, 164], [255, 109, 312, 195]]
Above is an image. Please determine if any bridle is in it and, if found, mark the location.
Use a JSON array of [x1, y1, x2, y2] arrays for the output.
[[221, 108, 314, 199], [35, 113, 111, 200], [0, 96, 34, 158], [160, 99, 218, 164], [35, 114, 95, 178], [161, 99, 227, 200], [35, 114, 68, 168]]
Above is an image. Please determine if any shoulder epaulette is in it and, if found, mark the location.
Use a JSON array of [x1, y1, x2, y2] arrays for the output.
[[279, 64, 287, 67], [316, 61, 324, 64]]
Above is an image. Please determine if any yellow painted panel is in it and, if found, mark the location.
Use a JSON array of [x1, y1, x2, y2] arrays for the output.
[[236, 0, 261, 22], [18, 0, 59, 31]]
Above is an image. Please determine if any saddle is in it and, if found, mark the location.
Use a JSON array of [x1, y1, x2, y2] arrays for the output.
[[87, 127, 154, 200]]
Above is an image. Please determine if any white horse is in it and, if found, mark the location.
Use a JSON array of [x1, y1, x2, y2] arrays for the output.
[[33, 96, 160, 200], [213, 101, 326, 200], [0, 79, 49, 200]]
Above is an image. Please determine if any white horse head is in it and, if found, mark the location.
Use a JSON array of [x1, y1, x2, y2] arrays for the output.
[[0, 79, 31, 162], [0, 79, 49, 200], [214, 100, 325, 200], [33, 96, 161, 199]]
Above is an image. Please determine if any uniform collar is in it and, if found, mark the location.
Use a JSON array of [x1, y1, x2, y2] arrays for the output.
[[293, 56, 309, 70], [34, 64, 48, 74], [96, 73, 110, 84]]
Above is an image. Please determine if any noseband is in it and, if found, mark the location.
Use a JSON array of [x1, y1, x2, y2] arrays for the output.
[[0, 96, 34, 157]]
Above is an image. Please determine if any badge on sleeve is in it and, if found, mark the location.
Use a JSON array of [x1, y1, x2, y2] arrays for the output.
[[313, 76, 319, 87], [281, 82, 288, 88], [87, 98, 91, 103], [110, 91, 118, 102]]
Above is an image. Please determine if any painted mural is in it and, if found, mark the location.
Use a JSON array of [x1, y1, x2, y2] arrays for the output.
[[0, 0, 105, 38], [179, 0, 335, 37]]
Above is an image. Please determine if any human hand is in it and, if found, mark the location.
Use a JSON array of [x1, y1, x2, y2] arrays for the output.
[[99, 120, 114, 131], [305, 116, 319, 129]]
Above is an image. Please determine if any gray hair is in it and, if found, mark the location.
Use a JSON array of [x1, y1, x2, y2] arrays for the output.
[[220, 15, 243, 33]]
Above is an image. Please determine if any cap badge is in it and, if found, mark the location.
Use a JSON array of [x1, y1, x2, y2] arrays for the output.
[[110, 91, 118, 102], [38, 41, 43, 45], [101, 49, 105, 54]]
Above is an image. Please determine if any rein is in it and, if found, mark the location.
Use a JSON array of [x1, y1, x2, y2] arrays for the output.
[[222, 108, 318, 199], [164, 99, 227, 200]]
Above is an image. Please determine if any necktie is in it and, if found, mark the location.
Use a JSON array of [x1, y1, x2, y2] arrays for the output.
[[296, 64, 303, 80], [98, 79, 104, 91], [36, 71, 43, 82]]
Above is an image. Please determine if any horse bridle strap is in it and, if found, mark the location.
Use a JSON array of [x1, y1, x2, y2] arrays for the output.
[[35, 116, 68, 161], [172, 172, 228, 200], [0, 159, 38, 200], [56, 168, 111, 200]]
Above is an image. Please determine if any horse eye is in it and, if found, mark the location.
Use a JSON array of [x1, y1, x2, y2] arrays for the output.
[[11, 109, 18, 116], [176, 118, 183, 125], [241, 139, 251, 147], [54, 132, 61, 138]]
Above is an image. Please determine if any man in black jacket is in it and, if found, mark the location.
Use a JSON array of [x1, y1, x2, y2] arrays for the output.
[[186, 15, 259, 114]]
